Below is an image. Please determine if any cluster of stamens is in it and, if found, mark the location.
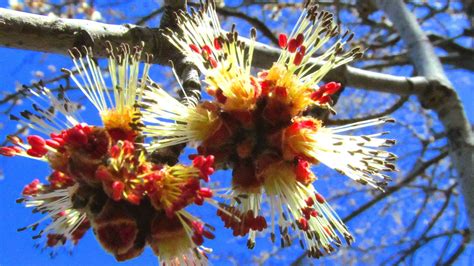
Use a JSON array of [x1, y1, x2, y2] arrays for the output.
[[1, 42, 219, 265], [1, 1, 399, 264], [137, 0, 398, 258]]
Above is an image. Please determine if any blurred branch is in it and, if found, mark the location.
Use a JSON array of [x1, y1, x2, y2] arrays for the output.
[[442, 228, 471, 265], [135, 7, 165, 25], [326, 95, 409, 126]]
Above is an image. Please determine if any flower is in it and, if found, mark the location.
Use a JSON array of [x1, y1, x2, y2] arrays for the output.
[[148, 213, 212, 266], [166, 5, 259, 112], [17, 172, 89, 251], [281, 116, 397, 190], [1, 42, 218, 265], [139, 81, 222, 150], [141, 1, 397, 257]]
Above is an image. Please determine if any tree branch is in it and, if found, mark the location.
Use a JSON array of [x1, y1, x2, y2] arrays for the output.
[[375, 0, 474, 242], [0, 8, 430, 95], [326, 95, 409, 126]]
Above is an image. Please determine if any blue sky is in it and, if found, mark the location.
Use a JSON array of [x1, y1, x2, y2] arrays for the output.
[[0, 0, 473, 265]]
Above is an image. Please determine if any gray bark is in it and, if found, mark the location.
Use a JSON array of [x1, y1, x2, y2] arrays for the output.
[[0, 8, 429, 95], [375, 0, 474, 241]]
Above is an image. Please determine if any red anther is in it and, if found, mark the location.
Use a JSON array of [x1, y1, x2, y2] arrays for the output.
[[198, 187, 213, 198], [298, 45, 306, 55], [22, 179, 41, 195], [305, 196, 314, 207], [205, 155, 215, 167], [79, 124, 93, 134], [192, 233, 204, 246], [189, 44, 201, 54], [258, 70, 269, 79], [310, 90, 323, 101], [109, 145, 121, 158], [126, 193, 141, 205], [193, 155, 204, 168], [295, 33, 304, 47], [202, 45, 212, 56], [275, 86, 288, 98], [260, 80, 272, 95], [279, 33, 288, 49], [194, 195, 204, 205], [26, 147, 47, 157], [45, 139, 61, 149], [315, 193, 325, 204], [50, 132, 60, 138], [293, 51, 304, 66], [52, 137, 65, 145], [286, 119, 316, 137], [64, 127, 88, 147], [95, 167, 113, 181], [112, 181, 125, 201], [320, 82, 341, 95], [121, 141, 135, 155], [310, 210, 318, 217], [203, 230, 215, 239], [49, 171, 74, 188], [27, 135, 46, 148], [215, 88, 227, 104], [185, 178, 200, 191], [318, 95, 331, 104], [200, 165, 215, 179], [191, 221, 204, 234], [301, 119, 316, 129], [209, 57, 218, 68], [0, 146, 17, 157], [214, 37, 222, 50], [256, 216, 267, 231], [288, 38, 299, 53], [298, 217, 309, 231], [295, 158, 312, 185], [145, 171, 162, 183], [302, 207, 311, 220]]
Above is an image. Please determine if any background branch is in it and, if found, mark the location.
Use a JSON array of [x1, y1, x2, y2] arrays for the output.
[[375, 0, 474, 241]]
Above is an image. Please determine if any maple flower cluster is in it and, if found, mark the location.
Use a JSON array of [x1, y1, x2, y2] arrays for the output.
[[1, 1, 397, 265], [2, 43, 215, 265]]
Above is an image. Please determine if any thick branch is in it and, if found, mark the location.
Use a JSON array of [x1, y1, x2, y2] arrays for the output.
[[376, 0, 474, 241], [0, 8, 429, 95], [0, 8, 161, 61]]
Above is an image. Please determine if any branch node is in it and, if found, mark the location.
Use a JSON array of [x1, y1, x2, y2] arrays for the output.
[[72, 29, 94, 50]]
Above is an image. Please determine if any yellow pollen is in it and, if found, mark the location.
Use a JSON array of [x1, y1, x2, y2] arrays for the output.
[[152, 166, 199, 211], [265, 63, 315, 115], [101, 107, 137, 132], [282, 117, 322, 161], [261, 162, 297, 196], [207, 76, 260, 111], [189, 105, 221, 141]]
